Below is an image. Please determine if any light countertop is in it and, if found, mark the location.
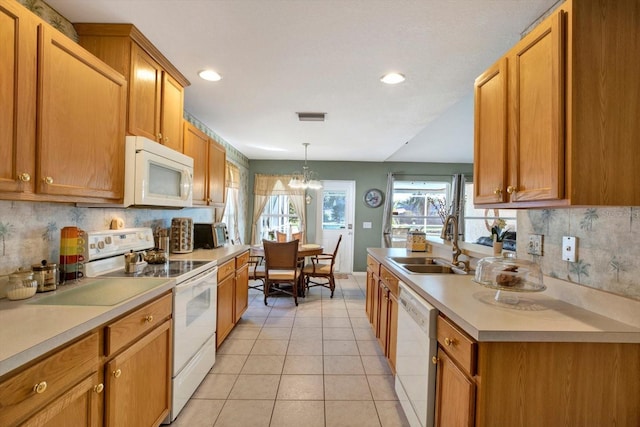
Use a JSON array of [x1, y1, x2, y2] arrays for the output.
[[169, 245, 250, 264], [0, 277, 175, 377], [0, 244, 249, 378], [368, 248, 640, 343]]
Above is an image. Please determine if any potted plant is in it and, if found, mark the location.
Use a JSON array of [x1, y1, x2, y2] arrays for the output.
[[491, 220, 509, 255]]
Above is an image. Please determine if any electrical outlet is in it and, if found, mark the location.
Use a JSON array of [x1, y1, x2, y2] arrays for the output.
[[527, 234, 543, 256], [562, 236, 577, 262]]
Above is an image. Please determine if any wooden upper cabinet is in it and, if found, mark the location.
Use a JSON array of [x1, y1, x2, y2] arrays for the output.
[[160, 72, 185, 152], [75, 24, 189, 150], [507, 10, 564, 203], [473, 58, 507, 205], [183, 121, 210, 206], [0, 0, 37, 195], [208, 139, 227, 206], [474, 9, 564, 207], [183, 120, 226, 206], [128, 44, 162, 141], [37, 25, 127, 200], [474, 0, 640, 207]]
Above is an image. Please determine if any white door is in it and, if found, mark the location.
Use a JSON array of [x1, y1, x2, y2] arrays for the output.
[[315, 180, 355, 273]]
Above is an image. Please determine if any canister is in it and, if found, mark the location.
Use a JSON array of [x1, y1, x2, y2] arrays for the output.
[[406, 230, 427, 252], [32, 260, 58, 292]]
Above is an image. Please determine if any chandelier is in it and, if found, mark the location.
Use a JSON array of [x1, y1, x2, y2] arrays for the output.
[[289, 143, 322, 190]]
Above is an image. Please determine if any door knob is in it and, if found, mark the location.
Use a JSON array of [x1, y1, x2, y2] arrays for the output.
[[506, 185, 517, 194], [44, 176, 54, 185], [113, 369, 122, 378], [19, 172, 31, 182]]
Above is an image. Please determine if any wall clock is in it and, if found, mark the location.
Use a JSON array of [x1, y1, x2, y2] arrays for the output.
[[363, 188, 384, 208]]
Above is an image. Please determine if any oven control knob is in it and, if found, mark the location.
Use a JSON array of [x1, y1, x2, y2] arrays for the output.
[[105, 236, 112, 245], [97, 241, 105, 250]]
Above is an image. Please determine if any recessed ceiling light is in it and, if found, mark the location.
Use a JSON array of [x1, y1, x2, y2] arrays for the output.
[[198, 69, 222, 82], [380, 72, 405, 85]]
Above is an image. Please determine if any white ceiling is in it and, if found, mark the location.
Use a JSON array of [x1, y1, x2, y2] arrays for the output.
[[46, 0, 557, 163]]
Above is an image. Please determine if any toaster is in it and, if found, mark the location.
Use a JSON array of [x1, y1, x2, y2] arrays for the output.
[[194, 223, 228, 249]]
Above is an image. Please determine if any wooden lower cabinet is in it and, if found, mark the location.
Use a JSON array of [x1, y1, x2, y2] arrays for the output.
[[365, 256, 398, 373], [105, 320, 171, 427], [23, 371, 103, 427], [435, 314, 640, 426], [0, 333, 101, 427], [235, 263, 249, 323], [217, 251, 251, 347], [216, 271, 235, 347], [434, 348, 475, 427]]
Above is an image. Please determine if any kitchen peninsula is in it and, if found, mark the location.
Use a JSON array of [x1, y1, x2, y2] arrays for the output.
[[367, 247, 640, 426]]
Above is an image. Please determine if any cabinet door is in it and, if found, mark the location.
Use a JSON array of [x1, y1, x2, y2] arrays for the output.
[[434, 348, 475, 427], [371, 275, 380, 335], [105, 320, 171, 427], [208, 139, 227, 206], [129, 43, 161, 141], [377, 283, 389, 350], [473, 58, 508, 205], [37, 26, 126, 200], [216, 274, 235, 347], [160, 72, 184, 152], [386, 292, 398, 374], [23, 372, 102, 427], [365, 269, 375, 323], [235, 263, 249, 323], [183, 121, 209, 205], [0, 0, 37, 194], [508, 10, 565, 203]]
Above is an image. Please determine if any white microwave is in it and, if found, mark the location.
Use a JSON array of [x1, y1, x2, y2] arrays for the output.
[[124, 136, 194, 208]]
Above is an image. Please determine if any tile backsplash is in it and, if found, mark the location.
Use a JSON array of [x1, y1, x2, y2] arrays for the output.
[[0, 200, 214, 295], [517, 207, 640, 301]]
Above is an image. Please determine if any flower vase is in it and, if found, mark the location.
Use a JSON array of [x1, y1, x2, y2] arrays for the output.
[[493, 241, 503, 255]]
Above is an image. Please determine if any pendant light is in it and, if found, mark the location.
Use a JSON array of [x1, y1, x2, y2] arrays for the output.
[[289, 143, 322, 190]]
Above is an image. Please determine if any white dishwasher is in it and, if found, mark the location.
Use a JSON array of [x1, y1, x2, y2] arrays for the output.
[[395, 281, 438, 427]]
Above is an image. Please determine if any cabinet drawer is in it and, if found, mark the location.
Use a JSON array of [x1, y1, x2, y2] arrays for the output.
[[218, 258, 235, 281], [106, 293, 172, 357], [236, 250, 249, 269], [366, 255, 380, 275], [0, 332, 99, 426], [379, 265, 399, 296], [437, 315, 476, 376]]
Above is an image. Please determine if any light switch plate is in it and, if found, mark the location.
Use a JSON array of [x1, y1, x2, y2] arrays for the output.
[[527, 234, 543, 256], [363, 222, 372, 229], [562, 236, 577, 262]]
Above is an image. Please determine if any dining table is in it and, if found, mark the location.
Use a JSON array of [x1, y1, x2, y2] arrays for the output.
[[250, 242, 324, 297]]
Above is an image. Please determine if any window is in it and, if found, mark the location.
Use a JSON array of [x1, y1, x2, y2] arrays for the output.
[[389, 177, 517, 249], [258, 195, 299, 241], [391, 180, 451, 247], [462, 182, 517, 245]]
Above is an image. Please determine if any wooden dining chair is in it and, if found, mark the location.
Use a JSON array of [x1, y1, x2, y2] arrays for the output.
[[291, 231, 303, 243], [262, 239, 301, 306], [302, 235, 342, 298], [276, 231, 287, 242], [248, 254, 265, 291]]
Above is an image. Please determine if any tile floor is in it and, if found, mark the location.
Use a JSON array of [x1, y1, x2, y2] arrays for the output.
[[172, 274, 410, 427]]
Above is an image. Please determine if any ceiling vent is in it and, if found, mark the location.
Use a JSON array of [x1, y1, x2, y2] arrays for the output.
[[297, 112, 326, 122]]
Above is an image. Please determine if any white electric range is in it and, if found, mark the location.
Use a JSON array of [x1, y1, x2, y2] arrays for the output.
[[84, 228, 218, 423]]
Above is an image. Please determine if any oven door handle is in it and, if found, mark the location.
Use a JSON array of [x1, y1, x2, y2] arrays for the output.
[[175, 267, 218, 292]]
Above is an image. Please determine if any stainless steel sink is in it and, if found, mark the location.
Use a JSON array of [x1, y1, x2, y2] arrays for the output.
[[386, 256, 469, 275], [386, 256, 436, 265], [402, 264, 454, 274]]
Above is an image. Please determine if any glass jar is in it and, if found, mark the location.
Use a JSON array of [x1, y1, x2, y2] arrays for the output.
[[32, 260, 58, 292], [7, 268, 38, 300]]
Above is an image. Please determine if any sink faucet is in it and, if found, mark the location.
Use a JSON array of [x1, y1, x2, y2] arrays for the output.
[[440, 215, 469, 271]]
